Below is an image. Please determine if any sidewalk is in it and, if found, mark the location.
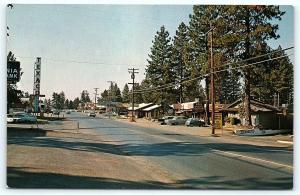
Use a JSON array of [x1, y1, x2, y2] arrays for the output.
[[115, 118, 293, 148]]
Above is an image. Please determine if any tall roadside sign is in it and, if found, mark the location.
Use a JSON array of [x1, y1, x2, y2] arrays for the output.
[[33, 57, 41, 113], [7, 61, 20, 83]]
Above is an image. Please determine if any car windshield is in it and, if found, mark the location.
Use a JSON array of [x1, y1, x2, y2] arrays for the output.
[[15, 114, 25, 117]]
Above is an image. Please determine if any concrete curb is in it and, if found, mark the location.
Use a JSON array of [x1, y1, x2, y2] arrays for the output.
[[277, 140, 293, 145]]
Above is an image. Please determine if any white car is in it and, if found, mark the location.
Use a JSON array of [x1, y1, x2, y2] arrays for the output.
[[7, 114, 20, 123], [88, 112, 96, 117]]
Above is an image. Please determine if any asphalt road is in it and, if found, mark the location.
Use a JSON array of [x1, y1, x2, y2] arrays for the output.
[[64, 112, 293, 189]]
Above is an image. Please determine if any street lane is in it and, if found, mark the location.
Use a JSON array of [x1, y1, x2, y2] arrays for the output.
[[66, 112, 293, 189]]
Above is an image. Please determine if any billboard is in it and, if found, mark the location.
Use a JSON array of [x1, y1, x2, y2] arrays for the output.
[[7, 61, 20, 82]]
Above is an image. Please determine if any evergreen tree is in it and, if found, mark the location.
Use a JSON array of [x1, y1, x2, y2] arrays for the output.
[[65, 99, 69, 109], [122, 84, 130, 103], [187, 5, 226, 123], [73, 97, 80, 109], [250, 46, 293, 106], [80, 90, 90, 103], [140, 79, 155, 103], [59, 91, 66, 109], [188, 5, 285, 126], [129, 83, 144, 104], [170, 22, 190, 103], [225, 5, 285, 125], [69, 100, 74, 109], [112, 83, 122, 102], [100, 89, 109, 103], [217, 69, 241, 104], [270, 46, 293, 106], [146, 26, 175, 105]]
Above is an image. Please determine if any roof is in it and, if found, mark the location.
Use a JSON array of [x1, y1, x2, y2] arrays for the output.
[[222, 99, 281, 112], [127, 106, 140, 111], [143, 104, 161, 111], [128, 103, 154, 111]]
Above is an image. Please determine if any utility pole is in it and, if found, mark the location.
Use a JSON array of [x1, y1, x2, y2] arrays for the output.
[[93, 88, 99, 112], [210, 23, 216, 136], [107, 81, 114, 119], [128, 68, 139, 122]]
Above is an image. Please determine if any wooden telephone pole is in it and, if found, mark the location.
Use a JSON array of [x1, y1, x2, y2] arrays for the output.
[[93, 88, 99, 112], [210, 23, 216, 136], [107, 81, 114, 119], [128, 68, 139, 122]]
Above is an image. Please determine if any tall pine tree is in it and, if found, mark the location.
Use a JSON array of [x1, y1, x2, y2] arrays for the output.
[[122, 84, 130, 103], [146, 26, 175, 105]]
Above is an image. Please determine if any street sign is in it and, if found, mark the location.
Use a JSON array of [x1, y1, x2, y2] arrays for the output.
[[214, 112, 223, 129], [7, 61, 20, 82]]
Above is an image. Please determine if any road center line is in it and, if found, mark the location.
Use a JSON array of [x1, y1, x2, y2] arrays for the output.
[[210, 148, 293, 170]]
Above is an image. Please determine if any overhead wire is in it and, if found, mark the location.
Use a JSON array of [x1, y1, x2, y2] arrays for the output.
[[130, 52, 293, 94]]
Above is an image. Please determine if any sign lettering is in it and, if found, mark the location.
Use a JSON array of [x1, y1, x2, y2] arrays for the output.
[[214, 112, 223, 129], [7, 61, 20, 82], [33, 58, 41, 95]]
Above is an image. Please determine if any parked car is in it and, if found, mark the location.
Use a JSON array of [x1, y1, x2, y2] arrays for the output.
[[166, 116, 188, 125], [66, 110, 71, 114], [12, 112, 37, 123], [160, 116, 174, 125], [185, 118, 205, 127], [53, 110, 60, 115], [7, 114, 21, 123], [88, 112, 96, 117]]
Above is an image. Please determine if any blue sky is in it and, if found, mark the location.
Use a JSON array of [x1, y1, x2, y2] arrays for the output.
[[6, 4, 294, 100]]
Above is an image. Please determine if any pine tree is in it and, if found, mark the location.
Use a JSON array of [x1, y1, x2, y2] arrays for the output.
[[170, 22, 189, 103], [250, 46, 293, 106], [146, 26, 175, 105], [100, 89, 109, 103], [73, 97, 80, 109], [65, 99, 69, 109], [122, 84, 130, 103], [129, 83, 144, 104], [140, 79, 155, 103], [69, 100, 74, 109], [114, 83, 123, 102], [188, 5, 285, 126], [187, 5, 226, 123], [225, 5, 285, 126]]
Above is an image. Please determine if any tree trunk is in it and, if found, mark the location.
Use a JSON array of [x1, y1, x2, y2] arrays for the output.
[[244, 7, 252, 126], [244, 69, 252, 126], [205, 76, 210, 125]]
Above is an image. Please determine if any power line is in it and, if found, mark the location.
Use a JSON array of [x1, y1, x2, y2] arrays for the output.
[[15, 56, 146, 67], [15, 46, 293, 69], [130, 53, 293, 94], [215, 46, 294, 69]]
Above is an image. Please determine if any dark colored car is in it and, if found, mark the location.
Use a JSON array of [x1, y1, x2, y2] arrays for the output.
[[166, 116, 188, 125]]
